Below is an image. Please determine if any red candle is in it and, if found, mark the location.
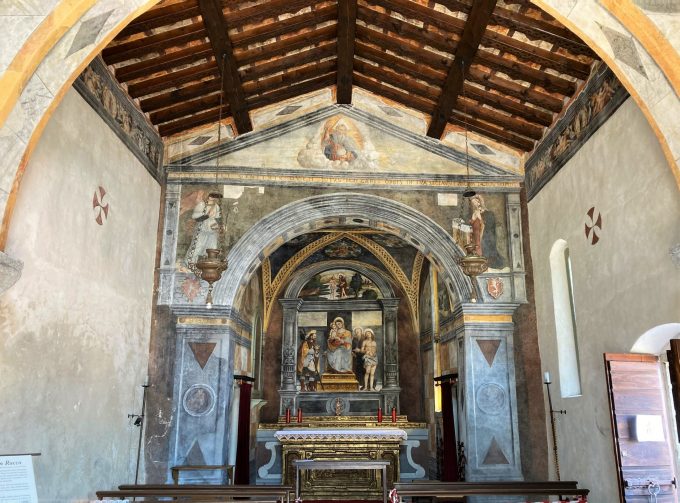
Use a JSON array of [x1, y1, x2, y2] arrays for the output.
[[285, 408, 291, 424], [391, 407, 397, 423], [297, 408, 303, 423], [377, 407, 383, 423]]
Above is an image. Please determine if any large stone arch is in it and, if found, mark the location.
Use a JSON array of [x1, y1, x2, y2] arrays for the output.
[[283, 260, 396, 300], [213, 193, 469, 307], [1, 0, 680, 251]]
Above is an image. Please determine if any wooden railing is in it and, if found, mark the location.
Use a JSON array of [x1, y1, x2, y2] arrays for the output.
[[392, 481, 589, 501], [96, 483, 293, 501]]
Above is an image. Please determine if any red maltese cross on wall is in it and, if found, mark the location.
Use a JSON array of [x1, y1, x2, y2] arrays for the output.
[[93, 186, 109, 225], [584, 206, 602, 245]]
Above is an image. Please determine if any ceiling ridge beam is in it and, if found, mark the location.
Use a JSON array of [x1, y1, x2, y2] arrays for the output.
[[198, 0, 253, 134], [427, 0, 498, 139], [336, 0, 358, 104]]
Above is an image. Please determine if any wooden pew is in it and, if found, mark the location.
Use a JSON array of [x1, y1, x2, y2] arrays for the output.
[[96, 483, 293, 501], [393, 481, 588, 501]]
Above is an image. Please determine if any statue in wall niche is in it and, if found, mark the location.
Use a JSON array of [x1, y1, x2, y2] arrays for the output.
[[297, 330, 321, 391], [326, 317, 354, 373]]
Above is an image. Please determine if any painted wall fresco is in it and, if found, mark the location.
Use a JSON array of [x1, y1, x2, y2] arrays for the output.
[[208, 113, 485, 176], [296, 310, 383, 392], [174, 185, 510, 274], [299, 268, 382, 301]]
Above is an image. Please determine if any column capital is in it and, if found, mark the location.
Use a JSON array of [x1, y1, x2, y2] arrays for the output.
[[279, 298, 304, 311], [379, 298, 400, 311]]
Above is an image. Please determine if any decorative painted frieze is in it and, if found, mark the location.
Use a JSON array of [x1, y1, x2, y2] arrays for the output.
[[74, 56, 164, 182], [525, 64, 629, 200]]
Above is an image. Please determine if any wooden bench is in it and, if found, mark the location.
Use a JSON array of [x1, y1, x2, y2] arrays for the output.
[[96, 483, 293, 501], [393, 481, 588, 501]]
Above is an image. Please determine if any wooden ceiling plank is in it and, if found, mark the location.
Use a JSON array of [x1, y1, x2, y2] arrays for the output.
[[117, 2, 201, 39], [127, 61, 217, 98], [151, 91, 222, 124], [366, 0, 465, 37], [198, 0, 253, 134], [463, 83, 553, 126], [140, 77, 221, 112], [240, 43, 336, 82], [355, 42, 447, 87], [353, 72, 436, 115], [481, 30, 591, 79], [357, 4, 458, 56], [450, 112, 535, 151], [356, 25, 451, 69], [235, 24, 337, 67], [247, 72, 337, 110], [456, 96, 543, 139], [245, 59, 337, 96], [104, 23, 207, 65], [115, 43, 213, 82], [353, 58, 440, 101], [467, 65, 563, 112], [231, 4, 338, 48], [159, 105, 230, 137], [336, 0, 358, 104], [427, 0, 497, 139], [224, 0, 317, 27], [476, 49, 576, 95]]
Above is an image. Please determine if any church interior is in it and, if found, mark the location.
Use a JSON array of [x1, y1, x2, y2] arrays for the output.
[[0, 0, 679, 501]]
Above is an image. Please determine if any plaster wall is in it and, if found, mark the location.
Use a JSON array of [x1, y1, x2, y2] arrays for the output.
[[0, 88, 160, 501], [529, 98, 680, 501]]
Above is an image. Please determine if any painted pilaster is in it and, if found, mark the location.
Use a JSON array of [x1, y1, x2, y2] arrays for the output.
[[158, 184, 181, 305], [279, 299, 303, 414], [506, 193, 527, 303], [454, 303, 523, 482], [168, 306, 236, 483]]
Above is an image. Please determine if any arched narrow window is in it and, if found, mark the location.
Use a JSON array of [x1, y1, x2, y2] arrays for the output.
[[549, 239, 582, 397]]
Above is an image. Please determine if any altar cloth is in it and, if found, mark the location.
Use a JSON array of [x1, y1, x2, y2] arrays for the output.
[[274, 428, 407, 442]]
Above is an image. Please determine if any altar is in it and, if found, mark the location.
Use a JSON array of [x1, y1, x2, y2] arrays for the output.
[[276, 427, 406, 501]]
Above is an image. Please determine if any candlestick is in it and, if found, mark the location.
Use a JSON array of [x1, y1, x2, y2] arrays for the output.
[[544, 380, 566, 480], [285, 408, 291, 424], [391, 407, 397, 423], [296, 408, 302, 423], [544, 371, 551, 384], [377, 407, 383, 423]]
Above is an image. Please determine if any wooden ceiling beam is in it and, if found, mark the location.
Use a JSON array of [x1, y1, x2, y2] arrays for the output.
[[353, 73, 436, 115], [159, 105, 230, 137], [336, 0, 358, 104], [467, 65, 563, 112], [231, 4, 337, 48], [151, 92, 222, 124], [353, 59, 439, 101], [103, 22, 207, 65], [240, 43, 336, 82], [198, 0, 252, 134], [450, 112, 535, 151], [235, 24, 337, 67], [117, 2, 201, 39], [427, 0, 497, 139], [127, 61, 217, 98], [476, 49, 576, 95], [365, 0, 463, 37], [115, 43, 213, 82]]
